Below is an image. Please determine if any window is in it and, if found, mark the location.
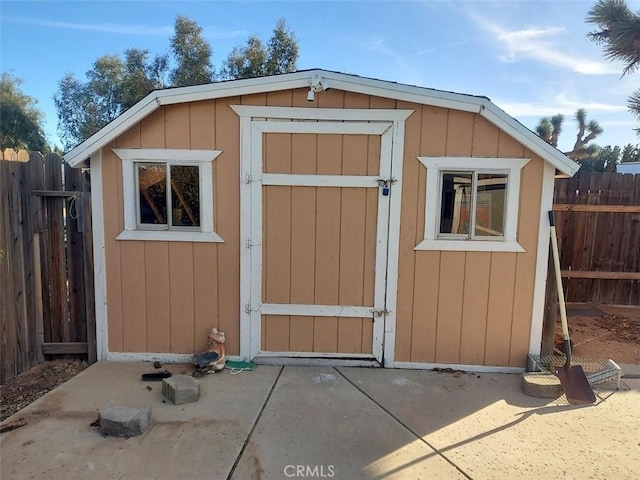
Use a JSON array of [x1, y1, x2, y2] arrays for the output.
[[416, 157, 529, 252], [113, 148, 223, 242]]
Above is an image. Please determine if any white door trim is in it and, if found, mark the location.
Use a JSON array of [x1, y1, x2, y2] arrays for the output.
[[233, 106, 412, 365], [262, 174, 381, 188], [261, 303, 375, 318]]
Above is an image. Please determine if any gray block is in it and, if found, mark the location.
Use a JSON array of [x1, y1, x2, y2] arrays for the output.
[[521, 372, 562, 398], [162, 375, 200, 405], [99, 406, 151, 437]]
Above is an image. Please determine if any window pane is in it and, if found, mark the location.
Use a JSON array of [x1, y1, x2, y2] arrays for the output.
[[475, 173, 507, 237], [170, 165, 200, 227], [137, 164, 167, 225], [440, 173, 473, 235]]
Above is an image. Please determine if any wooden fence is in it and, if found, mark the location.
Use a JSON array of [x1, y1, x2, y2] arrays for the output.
[[0, 149, 95, 384], [553, 170, 640, 305]]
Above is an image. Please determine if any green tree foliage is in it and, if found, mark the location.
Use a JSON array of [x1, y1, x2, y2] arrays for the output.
[[535, 114, 564, 147], [223, 36, 269, 79], [579, 143, 639, 171], [571, 108, 604, 160], [265, 18, 299, 76], [0, 73, 48, 152], [580, 145, 619, 171], [170, 15, 214, 87], [55, 49, 168, 150], [55, 16, 299, 150], [587, 0, 640, 126], [535, 109, 603, 161], [621, 143, 640, 162], [222, 18, 298, 79]]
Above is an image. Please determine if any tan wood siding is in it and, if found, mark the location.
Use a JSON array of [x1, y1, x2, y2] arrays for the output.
[[261, 126, 379, 354], [100, 88, 542, 367], [394, 105, 542, 367], [103, 99, 241, 354]]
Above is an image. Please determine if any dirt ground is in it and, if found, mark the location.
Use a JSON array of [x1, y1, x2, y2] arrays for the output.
[[565, 303, 640, 365], [0, 359, 87, 422], [1, 303, 638, 423]]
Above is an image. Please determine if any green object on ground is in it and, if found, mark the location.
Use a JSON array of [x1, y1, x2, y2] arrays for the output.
[[225, 361, 257, 373]]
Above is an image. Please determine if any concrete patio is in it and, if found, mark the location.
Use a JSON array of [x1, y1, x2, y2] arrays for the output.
[[1, 362, 639, 479]]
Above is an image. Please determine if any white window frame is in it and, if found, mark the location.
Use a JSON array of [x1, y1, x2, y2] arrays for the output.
[[113, 148, 223, 243], [415, 157, 529, 252]]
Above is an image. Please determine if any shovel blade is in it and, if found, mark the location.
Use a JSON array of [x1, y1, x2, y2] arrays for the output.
[[557, 365, 596, 405]]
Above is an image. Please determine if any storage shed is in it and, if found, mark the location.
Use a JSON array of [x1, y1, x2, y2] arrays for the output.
[[65, 69, 579, 371]]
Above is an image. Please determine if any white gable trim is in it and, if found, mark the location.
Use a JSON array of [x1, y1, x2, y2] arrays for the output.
[[64, 69, 578, 176]]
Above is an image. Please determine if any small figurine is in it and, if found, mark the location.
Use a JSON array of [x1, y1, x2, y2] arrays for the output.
[[193, 328, 226, 376]]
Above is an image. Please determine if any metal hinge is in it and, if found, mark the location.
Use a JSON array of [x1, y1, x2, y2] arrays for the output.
[[244, 173, 261, 184], [372, 309, 391, 317], [246, 238, 261, 249], [245, 303, 259, 314]]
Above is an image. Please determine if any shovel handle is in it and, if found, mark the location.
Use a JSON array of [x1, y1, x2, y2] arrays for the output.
[[549, 211, 572, 361]]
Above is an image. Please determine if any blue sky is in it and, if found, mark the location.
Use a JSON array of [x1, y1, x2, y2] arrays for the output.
[[2, 0, 639, 153]]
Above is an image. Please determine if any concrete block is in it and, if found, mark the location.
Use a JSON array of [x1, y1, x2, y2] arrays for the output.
[[99, 406, 151, 437], [162, 375, 200, 405], [521, 372, 562, 398]]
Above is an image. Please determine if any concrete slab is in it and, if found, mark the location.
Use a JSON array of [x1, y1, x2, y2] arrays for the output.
[[0, 362, 280, 479], [232, 366, 465, 479], [619, 363, 640, 379], [339, 367, 640, 480], [2, 362, 639, 479]]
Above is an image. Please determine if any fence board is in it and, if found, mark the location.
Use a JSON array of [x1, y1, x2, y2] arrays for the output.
[[553, 171, 639, 305], [0, 150, 94, 383]]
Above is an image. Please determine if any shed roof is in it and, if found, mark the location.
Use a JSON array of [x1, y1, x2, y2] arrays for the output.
[[64, 69, 579, 176]]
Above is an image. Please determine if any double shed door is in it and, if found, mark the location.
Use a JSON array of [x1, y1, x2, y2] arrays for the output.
[[248, 119, 395, 363]]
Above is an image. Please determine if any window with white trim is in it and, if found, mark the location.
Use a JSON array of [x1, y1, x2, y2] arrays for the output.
[[113, 148, 223, 243], [416, 157, 529, 252]]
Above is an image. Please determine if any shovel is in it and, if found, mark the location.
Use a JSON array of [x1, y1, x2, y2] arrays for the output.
[[548, 211, 596, 405]]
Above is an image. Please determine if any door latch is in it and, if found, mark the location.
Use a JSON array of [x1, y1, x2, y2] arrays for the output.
[[377, 178, 397, 196]]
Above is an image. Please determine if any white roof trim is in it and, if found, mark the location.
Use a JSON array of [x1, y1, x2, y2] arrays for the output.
[[64, 69, 578, 175]]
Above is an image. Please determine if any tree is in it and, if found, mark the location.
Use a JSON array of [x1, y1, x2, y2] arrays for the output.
[[221, 18, 299, 79], [535, 108, 603, 161], [55, 50, 167, 149], [223, 36, 268, 79], [265, 18, 299, 76], [535, 114, 564, 147], [587, 0, 640, 125], [571, 108, 604, 160], [55, 15, 299, 149], [0, 73, 48, 152], [120, 49, 169, 110], [170, 15, 214, 87], [621, 143, 640, 162]]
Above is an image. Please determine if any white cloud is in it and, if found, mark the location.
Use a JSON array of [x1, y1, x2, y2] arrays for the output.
[[415, 41, 467, 56], [469, 13, 619, 75], [495, 96, 627, 118], [5, 16, 246, 39]]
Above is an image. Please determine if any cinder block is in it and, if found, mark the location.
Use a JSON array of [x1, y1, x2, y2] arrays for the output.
[[521, 372, 562, 398], [99, 406, 151, 437], [162, 375, 200, 405]]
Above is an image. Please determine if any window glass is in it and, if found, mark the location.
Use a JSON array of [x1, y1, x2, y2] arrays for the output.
[[439, 172, 472, 235], [170, 165, 200, 227], [138, 164, 167, 225], [475, 173, 507, 237]]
